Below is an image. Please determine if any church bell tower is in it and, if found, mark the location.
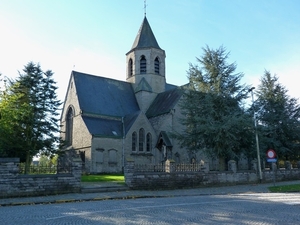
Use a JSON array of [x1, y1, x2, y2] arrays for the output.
[[126, 16, 166, 112]]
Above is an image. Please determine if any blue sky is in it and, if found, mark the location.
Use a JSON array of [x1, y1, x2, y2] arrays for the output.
[[1, 0, 300, 103]]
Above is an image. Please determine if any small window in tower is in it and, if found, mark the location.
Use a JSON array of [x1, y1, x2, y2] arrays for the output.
[[140, 55, 146, 74], [128, 58, 133, 77], [154, 57, 160, 74]]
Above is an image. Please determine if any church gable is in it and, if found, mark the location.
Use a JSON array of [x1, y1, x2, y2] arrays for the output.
[[126, 111, 157, 154], [134, 77, 152, 93], [61, 74, 80, 121]]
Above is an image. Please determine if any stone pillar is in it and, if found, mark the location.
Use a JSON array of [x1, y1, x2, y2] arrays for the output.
[[228, 160, 237, 173], [165, 159, 175, 173], [124, 158, 135, 188], [251, 159, 258, 172], [285, 161, 292, 170], [0, 158, 20, 177], [200, 160, 209, 173], [0, 158, 20, 198], [271, 162, 277, 171], [72, 158, 82, 181], [70, 158, 82, 192]]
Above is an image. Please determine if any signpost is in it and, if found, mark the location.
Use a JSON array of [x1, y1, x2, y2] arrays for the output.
[[266, 149, 277, 185], [266, 149, 277, 162]]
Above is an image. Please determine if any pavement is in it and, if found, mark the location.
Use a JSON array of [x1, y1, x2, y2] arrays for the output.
[[0, 180, 299, 207]]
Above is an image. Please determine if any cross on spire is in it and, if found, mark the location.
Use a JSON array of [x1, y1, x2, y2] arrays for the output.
[[144, 0, 147, 16]]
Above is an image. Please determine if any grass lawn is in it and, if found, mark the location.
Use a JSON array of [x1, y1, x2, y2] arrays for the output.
[[81, 174, 125, 183], [268, 183, 300, 193]]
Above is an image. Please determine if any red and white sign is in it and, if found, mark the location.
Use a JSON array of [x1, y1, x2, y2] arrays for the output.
[[267, 149, 276, 159]]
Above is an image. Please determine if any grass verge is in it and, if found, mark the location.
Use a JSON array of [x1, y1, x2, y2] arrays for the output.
[[81, 174, 125, 183], [268, 183, 300, 193]]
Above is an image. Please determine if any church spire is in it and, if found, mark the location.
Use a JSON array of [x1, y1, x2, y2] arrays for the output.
[[129, 16, 161, 53]]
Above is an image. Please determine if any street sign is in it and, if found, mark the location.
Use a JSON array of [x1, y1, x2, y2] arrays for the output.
[[266, 149, 277, 162], [267, 158, 277, 163], [267, 149, 276, 159]]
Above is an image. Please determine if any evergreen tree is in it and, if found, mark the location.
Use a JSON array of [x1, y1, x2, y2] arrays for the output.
[[176, 46, 253, 162], [0, 82, 31, 161], [255, 71, 300, 160], [0, 62, 62, 173]]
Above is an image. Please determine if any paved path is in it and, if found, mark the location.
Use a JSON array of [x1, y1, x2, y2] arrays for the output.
[[1, 191, 300, 224], [0, 180, 299, 207]]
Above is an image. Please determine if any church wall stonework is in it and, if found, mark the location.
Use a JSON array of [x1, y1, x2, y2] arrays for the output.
[[61, 76, 78, 140], [72, 116, 91, 150], [60, 75, 92, 172], [91, 137, 123, 173], [61, 76, 81, 123]]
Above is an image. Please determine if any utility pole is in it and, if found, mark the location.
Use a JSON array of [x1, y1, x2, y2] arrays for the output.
[[249, 87, 263, 182]]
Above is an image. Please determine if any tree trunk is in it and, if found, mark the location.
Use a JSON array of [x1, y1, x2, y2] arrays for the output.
[[24, 151, 31, 174]]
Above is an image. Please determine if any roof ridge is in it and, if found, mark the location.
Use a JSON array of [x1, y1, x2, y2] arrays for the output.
[[72, 70, 127, 84]]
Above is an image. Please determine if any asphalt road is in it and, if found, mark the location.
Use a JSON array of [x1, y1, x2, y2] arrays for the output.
[[1, 193, 299, 225]]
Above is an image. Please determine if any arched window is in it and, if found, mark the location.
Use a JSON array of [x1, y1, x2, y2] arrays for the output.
[[140, 55, 146, 74], [66, 107, 74, 146], [132, 132, 137, 151], [128, 58, 133, 77], [139, 128, 145, 151], [146, 133, 152, 152], [154, 57, 159, 74]]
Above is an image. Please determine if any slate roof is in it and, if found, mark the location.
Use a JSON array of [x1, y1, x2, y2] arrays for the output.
[[72, 71, 141, 137], [165, 83, 178, 91], [129, 16, 161, 53], [69, 70, 183, 137], [146, 87, 183, 118], [82, 115, 123, 138], [73, 71, 140, 117]]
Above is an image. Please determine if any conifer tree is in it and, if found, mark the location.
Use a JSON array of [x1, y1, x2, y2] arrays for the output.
[[0, 62, 62, 173], [176, 46, 253, 162], [255, 71, 300, 160]]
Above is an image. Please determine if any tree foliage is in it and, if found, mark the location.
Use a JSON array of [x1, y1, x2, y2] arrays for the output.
[[0, 82, 32, 161], [175, 46, 253, 159], [0, 62, 62, 172], [255, 71, 300, 160]]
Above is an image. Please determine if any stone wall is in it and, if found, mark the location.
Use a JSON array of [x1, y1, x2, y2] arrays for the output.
[[124, 159, 300, 190], [0, 158, 82, 198]]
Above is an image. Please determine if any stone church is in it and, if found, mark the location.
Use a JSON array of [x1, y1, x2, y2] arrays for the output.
[[60, 16, 206, 173]]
